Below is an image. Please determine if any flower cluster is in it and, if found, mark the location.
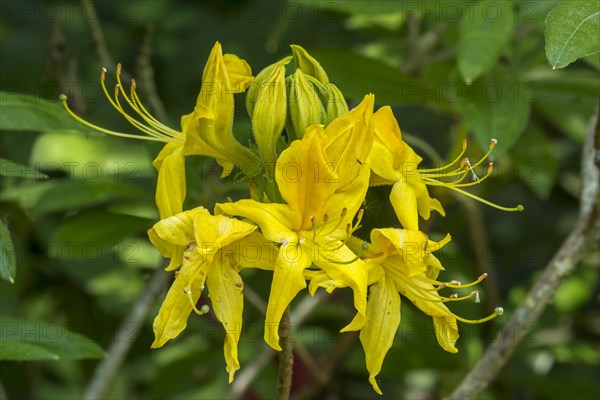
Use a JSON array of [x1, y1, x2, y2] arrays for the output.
[[61, 42, 522, 394]]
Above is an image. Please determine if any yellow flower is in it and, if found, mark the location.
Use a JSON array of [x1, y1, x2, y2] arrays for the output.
[[61, 41, 257, 219], [216, 95, 375, 350], [354, 228, 502, 394], [148, 206, 275, 382], [368, 106, 523, 230]]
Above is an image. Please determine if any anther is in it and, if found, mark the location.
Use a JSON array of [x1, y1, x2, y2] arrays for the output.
[[462, 138, 468, 150], [489, 138, 497, 150], [101, 67, 107, 80], [116, 63, 122, 75], [450, 293, 458, 299], [131, 78, 137, 90], [479, 273, 488, 280], [473, 291, 480, 303], [450, 280, 462, 286], [323, 213, 330, 223], [340, 208, 347, 218]]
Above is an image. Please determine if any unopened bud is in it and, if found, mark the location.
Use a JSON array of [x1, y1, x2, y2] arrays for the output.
[[247, 57, 291, 163], [285, 69, 326, 140], [290, 44, 329, 84]]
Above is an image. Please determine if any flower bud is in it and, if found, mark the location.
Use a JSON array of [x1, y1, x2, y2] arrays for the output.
[[324, 83, 348, 121], [285, 69, 326, 140], [247, 57, 291, 163], [291, 44, 329, 84]]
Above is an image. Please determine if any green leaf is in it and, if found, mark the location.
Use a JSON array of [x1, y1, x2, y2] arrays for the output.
[[454, 67, 530, 155], [51, 210, 152, 260], [0, 92, 91, 132], [308, 49, 422, 104], [0, 158, 48, 179], [0, 221, 16, 284], [458, 0, 515, 83], [545, 0, 600, 69], [306, 0, 405, 16], [0, 317, 104, 360]]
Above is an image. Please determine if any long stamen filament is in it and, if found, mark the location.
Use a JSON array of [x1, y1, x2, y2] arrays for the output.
[[112, 84, 173, 140], [59, 94, 167, 142], [419, 139, 468, 173], [425, 163, 494, 188], [129, 80, 182, 137], [441, 184, 524, 212]]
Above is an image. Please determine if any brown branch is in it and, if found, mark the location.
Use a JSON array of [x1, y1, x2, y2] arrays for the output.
[[83, 268, 170, 400], [446, 103, 600, 400], [136, 24, 167, 122], [276, 308, 294, 400]]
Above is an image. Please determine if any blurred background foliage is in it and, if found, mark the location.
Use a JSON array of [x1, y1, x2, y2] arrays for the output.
[[0, 0, 599, 399]]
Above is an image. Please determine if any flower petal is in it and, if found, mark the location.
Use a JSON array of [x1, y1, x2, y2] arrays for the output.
[[193, 213, 256, 263], [323, 94, 374, 190], [390, 180, 419, 231], [206, 258, 245, 382], [315, 244, 368, 332], [359, 274, 401, 395], [153, 143, 186, 219], [264, 242, 311, 350], [275, 127, 338, 231], [433, 316, 459, 353], [151, 254, 206, 348], [216, 199, 296, 244]]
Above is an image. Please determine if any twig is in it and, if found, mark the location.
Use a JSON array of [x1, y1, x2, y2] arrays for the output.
[[80, 0, 113, 67], [83, 268, 170, 400], [446, 104, 600, 400], [136, 24, 167, 121], [276, 308, 294, 400]]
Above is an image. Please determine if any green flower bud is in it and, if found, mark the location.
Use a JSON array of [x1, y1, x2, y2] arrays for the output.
[[247, 57, 291, 163], [324, 83, 349, 121], [290, 45, 329, 84], [285, 69, 326, 140]]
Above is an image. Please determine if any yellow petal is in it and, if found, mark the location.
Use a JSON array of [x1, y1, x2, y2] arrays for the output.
[[275, 127, 338, 231], [193, 213, 256, 262], [206, 258, 245, 382], [193, 42, 258, 169], [215, 199, 296, 244], [389, 180, 419, 231], [180, 112, 235, 178], [149, 207, 209, 271], [315, 244, 368, 332], [433, 316, 459, 353], [223, 53, 254, 93], [264, 242, 311, 350], [323, 95, 374, 190], [152, 254, 206, 348], [359, 274, 401, 395], [153, 143, 186, 219], [320, 160, 371, 240], [234, 232, 279, 271]]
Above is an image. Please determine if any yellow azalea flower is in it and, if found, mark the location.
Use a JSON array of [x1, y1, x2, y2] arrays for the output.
[[353, 229, 503, 394], [368, 106, 523, 230], [216, 95, 375, 350], [61, 41, 257, 219], [148, 206, 275, 382]]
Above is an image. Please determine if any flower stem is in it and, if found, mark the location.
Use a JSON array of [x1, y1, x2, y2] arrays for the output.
[[276, 308, 294, 400]]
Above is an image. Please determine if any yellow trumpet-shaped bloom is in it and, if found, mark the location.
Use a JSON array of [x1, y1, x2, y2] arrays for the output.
[[61, 42, 257, 219], [353, 229, 503, 394], [216, 95, 375, 350], [148, 206, 274, 383], [368, 106, 523, 231]]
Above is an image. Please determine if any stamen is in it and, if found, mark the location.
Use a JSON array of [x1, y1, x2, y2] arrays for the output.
[[438, 184, 524, 212], [59, 94, 167, 142], [418, 139, 468, 173], [323, 213, 330, 223], [184, 287, 210, 315]]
